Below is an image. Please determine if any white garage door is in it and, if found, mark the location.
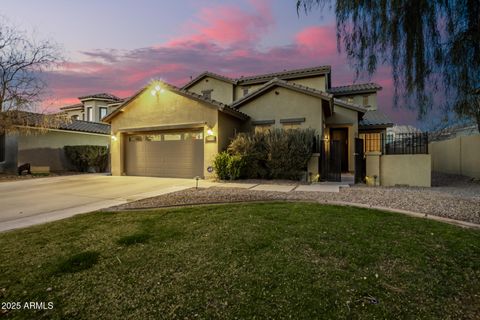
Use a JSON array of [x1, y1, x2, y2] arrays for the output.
[[125, 130, 204, 178]]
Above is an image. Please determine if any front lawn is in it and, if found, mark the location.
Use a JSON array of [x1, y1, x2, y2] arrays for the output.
[[1, 203, 479, 319]]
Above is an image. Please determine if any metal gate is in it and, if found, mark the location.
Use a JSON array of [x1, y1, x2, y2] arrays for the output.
[[320, 140, 341, 182], [354, 138, 366, 183]]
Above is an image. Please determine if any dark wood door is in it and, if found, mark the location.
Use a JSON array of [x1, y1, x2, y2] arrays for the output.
[[330, 128, 349, 172]]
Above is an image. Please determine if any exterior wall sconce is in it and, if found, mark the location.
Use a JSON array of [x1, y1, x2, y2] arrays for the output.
[[205, 127, 216, 142], [111, 135, 117, 141]]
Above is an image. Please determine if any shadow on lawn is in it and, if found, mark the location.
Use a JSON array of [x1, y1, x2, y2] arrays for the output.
[[55, 251, 100, 274], [116, 233, 152, 246]]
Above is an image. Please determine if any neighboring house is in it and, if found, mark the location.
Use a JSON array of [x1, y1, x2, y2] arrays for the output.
[[429, 122, 479, 141], [60, 93, 124, 122], [387, 125, 422, 140], [0, 114, 110, 174], [103, 65, 394, 179]]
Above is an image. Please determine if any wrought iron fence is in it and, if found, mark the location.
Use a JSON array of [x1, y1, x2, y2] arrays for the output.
[[361, 132, 429, 155]]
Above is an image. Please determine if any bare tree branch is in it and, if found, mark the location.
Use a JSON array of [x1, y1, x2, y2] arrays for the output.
[[0, 19, 64, 133]]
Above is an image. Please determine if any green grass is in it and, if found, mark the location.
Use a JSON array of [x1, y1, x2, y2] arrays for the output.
[[0, 202, 479, 319]]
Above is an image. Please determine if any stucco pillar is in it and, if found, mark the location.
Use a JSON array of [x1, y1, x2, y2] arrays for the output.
[[365, 151, 381, 186], [0, 133, 19, 174], [307, 153, 320, 182]]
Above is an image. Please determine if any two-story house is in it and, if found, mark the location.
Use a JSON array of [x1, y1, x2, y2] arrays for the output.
[[60, 93, 123, 122], [63, 65, 393, 179]]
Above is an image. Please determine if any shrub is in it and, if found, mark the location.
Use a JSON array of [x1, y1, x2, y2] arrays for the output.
[[228, 132, 268, 178], [213, 151, 231, 180], [64, 145, 109, 172], [227, 128, 316, 180], [227, 154, 247, 180], [213, 152, 247, 180]]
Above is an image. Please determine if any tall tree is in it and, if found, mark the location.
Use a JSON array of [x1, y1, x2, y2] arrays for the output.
[[0, 19, 65, 133], [297, 0, 480, 131]]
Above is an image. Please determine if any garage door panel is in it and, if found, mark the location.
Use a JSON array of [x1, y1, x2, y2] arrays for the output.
[[126, 131, 204, 178]]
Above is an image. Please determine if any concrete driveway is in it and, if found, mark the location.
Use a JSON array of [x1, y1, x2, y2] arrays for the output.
[[0, 174, 211, 232]]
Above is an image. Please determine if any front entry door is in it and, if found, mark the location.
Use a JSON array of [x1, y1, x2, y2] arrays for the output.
[[330, 128, 349, 172]]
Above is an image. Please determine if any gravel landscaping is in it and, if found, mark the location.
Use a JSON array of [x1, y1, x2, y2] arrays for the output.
[[109, 172, 480, 225]]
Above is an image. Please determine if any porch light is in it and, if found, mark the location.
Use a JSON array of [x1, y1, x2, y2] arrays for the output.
[[151, 83, 165, 96], [206, 128, 214, 136], [111, 135, 117, 141]]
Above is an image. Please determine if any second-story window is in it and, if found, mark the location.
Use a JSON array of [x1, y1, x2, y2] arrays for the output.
[[202, 89, 213, 99], [242, 87, 249, 96], [347, 97, 354, 104], [71, 115, 79, 121], [87, 107, 93, 121], [363, 95, 369, 106], [99, 107, 108, 120]]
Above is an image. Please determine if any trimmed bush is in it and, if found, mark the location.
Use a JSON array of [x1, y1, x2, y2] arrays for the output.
[[213, 152, 247, 180], [227, 154, 247, 180], [213, 151, 231, 180], [64, 145, 109, 172]]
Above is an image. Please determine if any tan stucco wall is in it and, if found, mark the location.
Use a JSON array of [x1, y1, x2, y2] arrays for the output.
[[17, 130, 109, 171], [217, 112, 243, 152], [325, 104, 359, 172], [188, 77, 234, 104], [238, 87, 324, 134], [380, 154, 431, 187], [336, 93, 377, 110], [234, 83, 265, 101], [287, 76, 326, 92], [365, 151, 381, 186], [64, 108, 83, 120], [109, 85, 220, 178], [429, 134, 480, 178]]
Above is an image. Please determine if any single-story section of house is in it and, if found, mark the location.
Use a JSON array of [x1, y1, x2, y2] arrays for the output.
[[0, 116, 110, 174]]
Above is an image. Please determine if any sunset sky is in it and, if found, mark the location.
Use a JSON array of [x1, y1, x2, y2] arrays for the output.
[[1, 0, 420, 126]]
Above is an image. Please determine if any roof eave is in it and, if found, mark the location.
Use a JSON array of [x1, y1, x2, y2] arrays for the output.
[[232, 80, 332, 109], [182, 72, 237, 90], [237, 68, 331, 85], [359, 123, 394, 129]]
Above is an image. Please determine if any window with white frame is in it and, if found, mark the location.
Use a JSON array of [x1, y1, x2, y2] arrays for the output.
[[99, 107, 108, 120], [87, 107, 93, 121]]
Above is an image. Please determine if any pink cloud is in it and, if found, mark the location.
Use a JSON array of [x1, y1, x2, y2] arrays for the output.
[[295, 26, 337, 57], [43, 0, 420, 126], [168, 0, 273, 48]]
